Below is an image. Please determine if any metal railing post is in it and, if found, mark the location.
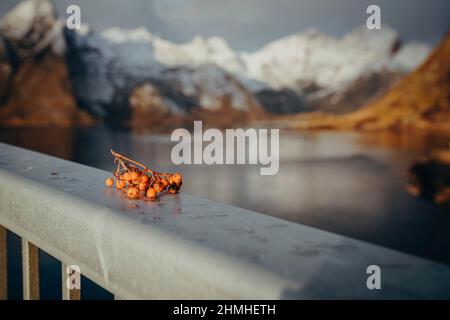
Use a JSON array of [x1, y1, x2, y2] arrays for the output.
[[22, 239, 40, 300]]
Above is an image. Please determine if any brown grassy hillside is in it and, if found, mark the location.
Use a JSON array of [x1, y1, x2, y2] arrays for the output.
[[297, 30, 450, 131]]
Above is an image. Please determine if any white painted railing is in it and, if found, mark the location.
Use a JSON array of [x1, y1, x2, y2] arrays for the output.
[[0, 142, 450, 299]]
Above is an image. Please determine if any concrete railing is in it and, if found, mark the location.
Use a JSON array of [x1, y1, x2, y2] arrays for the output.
[[0, 142, 450, 299]]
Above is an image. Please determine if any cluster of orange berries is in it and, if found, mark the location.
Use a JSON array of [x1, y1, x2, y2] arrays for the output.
[[105, 150, 183, 201]]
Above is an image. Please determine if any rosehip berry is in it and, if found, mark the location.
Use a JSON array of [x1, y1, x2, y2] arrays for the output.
[[130, 171, 140, 181], [140, 174, 150, 183], [122, 172, 132, 181], [160, 178, 169, 188], [138, 182, 148, 191], [153, 183, 163, 193], [172, 173, 182, 184], [105, 178, 114, 187], [116, 180, 126, 189], [127, 187, 139, 199], [146, 187, 157, 200]]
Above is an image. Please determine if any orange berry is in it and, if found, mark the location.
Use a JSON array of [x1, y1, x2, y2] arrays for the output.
[[160, 178, 169, 188], [116, 180, 126, 189], [140, 174, 150, 183], [105, 178, 114, 187], [172, 173, 182, 184], [130, 171, 140, 181], [153, 183, 163, 193], [169, 175, 174, 184], [168, 186, 178, 194], [138, 182, 148, 191], [146, 187, 157, 200], [127, 187, 139, 199], [122, 172, 132, 181]]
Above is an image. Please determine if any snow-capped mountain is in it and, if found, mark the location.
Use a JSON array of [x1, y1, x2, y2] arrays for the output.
[[0, 0, 94, 127], [101, 27, 245, 75], [100, 25, 431, 94], [63, 26, 262, 125], [244, 27, 401, 90], [390, 42, 433, 72]]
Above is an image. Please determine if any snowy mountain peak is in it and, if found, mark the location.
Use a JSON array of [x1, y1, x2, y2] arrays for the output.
[[390, 41, 432, 71], [99, 25, 431, 93], [242, 25, 428, 91], [101, 26, 155, 43], [100, 27, 244, 73], [342, 25, 399, 52]]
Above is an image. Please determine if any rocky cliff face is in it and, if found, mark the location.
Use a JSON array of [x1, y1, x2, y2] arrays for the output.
[[297, 30, 450, 131], [0, 0, 94, 127], [63, 28, 264, 129]]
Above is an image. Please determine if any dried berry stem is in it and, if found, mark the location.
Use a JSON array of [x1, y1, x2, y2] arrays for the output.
[[111, 149, 172, 177], [108, 150, 183, 200]]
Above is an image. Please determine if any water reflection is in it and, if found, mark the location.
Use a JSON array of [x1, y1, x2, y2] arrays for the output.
[[1, 127, 450, 265]]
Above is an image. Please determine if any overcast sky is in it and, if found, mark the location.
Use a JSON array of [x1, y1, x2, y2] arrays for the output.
[[1, 0, 449, 50]]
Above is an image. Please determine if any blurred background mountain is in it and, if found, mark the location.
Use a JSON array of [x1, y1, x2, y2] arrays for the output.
[[0, 0, 448, 131], [296, 29, 450, 131]]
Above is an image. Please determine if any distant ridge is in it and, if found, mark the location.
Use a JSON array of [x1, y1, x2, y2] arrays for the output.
[[297, 29, 450, 131]]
